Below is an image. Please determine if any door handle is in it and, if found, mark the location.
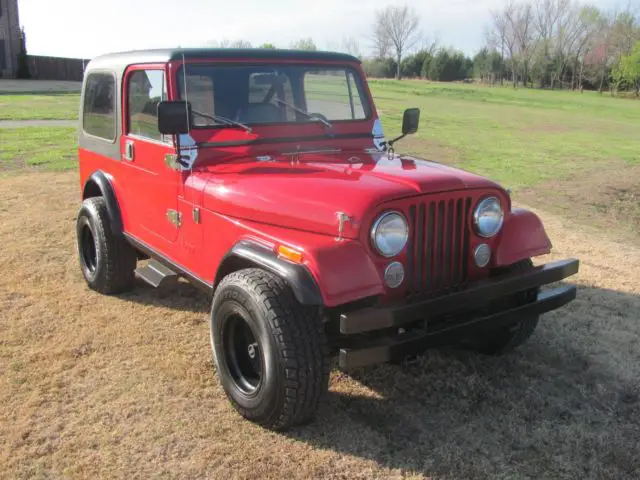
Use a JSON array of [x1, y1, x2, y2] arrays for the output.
[[124, 140, 134, 161]]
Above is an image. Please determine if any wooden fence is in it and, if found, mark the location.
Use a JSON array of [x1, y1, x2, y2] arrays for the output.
[[26, 55, 89, 81]]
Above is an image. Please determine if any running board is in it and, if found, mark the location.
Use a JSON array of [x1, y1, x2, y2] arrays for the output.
[[135, 260, 179, 288]]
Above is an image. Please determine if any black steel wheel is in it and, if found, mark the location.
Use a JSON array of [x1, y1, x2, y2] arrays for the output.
[[76, 197, 137, 294], [210, 268, 329, 431]]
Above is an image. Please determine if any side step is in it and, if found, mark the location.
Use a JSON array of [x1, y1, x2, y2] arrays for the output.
[[135, 260, 179, 288]]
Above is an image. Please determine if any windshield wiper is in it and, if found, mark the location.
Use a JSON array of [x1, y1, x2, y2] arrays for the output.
[[273, 99, 333, 131], [191, 109, 252, 133]]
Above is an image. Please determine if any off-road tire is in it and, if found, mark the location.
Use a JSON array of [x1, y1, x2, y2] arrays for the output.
[[464, 259, 540, 355], [76, 197, 136, 294], [210, 268, 329, 431]]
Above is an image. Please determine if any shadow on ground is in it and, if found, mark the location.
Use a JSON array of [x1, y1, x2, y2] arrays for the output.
[[291, 284, 640, 478], [125, 278, 640, 478]]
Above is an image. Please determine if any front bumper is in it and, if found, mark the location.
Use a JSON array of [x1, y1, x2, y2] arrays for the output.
[[338, 258, 579, 369]]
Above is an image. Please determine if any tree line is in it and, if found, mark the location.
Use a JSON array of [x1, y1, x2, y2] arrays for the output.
[[205, 1, 640, 95]]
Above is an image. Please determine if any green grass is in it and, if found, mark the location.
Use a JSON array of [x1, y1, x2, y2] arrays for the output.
[[0, 93, 80, 121], [370, 80, 640, 189], [0, 128, 77, 171]]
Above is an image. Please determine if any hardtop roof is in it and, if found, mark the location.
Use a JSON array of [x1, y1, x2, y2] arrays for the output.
[[86, 48, 361, 75]]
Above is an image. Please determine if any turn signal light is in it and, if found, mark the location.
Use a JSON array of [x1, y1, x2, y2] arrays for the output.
[[277, 245, 304, 264]]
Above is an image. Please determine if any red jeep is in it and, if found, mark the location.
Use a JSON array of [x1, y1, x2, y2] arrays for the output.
[[76, 48, 579, 430]]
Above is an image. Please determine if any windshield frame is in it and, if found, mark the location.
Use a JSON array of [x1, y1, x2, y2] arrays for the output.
[[174, 62, 374, 130]]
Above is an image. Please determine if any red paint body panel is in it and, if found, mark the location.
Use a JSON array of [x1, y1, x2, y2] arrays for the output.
[[78, 54, 557, 309], [494, 208, 552, 267]]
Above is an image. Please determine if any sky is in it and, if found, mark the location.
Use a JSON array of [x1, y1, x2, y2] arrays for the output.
[[18, 0, 621, 60]]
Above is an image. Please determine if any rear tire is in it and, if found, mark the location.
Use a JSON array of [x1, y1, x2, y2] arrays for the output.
[[210, 268, 329, 431], [463, 259, 540, 355], [76, 197, 136, 294]]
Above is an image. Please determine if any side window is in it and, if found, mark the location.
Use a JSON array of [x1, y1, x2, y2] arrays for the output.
[[83, 72, 116, 141], [127, 70, 167, 141]]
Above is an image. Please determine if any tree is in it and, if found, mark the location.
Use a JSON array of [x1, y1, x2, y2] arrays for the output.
[[16, 27, 31, 79], [290, 38, 317, 51], [259, 43, 277, 49], [373, 5, 421, 79], [613, 40, 640, 96], [340, 36, 361, 58], [401, 49, 433, 77], [207, 39, 252, 48]]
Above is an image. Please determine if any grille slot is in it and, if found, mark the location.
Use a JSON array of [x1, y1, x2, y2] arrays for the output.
[[407, 197, 472, 296]]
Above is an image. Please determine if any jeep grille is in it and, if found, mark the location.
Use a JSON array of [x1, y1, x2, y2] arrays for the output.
[[406, 196, 472, 297]]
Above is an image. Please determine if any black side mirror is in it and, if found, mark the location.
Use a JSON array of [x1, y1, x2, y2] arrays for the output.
[[387, 108, 420, 152], [158, 100, 192, 135], [401, 108, 420, 135]]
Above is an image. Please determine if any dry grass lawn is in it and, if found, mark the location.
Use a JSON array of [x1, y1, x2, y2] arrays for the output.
[[1, 171, 639, 479]]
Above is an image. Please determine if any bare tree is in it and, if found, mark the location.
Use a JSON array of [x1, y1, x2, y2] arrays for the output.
[[506, 0, 536, 87], [373, 5, 421, 79], [371, 19, 392, 58], [341, 36, 362, 58], [207, 39, 252, 48], [491, 2, 520, 87], [290, 38, 318, 51], [486, 12, 509, 85]]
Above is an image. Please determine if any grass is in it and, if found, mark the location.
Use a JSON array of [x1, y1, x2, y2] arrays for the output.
[[0, 128, 77, 171], [370, 81, 640, 189], [0, 93, 80, 121]]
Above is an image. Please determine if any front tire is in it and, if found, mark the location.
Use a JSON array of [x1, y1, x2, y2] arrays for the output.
[[210, 268, 329, 431], [76, 197, 136, 294]]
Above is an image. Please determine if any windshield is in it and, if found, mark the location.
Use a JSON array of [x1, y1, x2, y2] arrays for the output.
[[177, 64, 371, 128]]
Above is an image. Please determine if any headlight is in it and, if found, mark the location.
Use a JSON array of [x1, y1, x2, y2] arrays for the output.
[[474, 197, 504, 238], [371, 211, 409, 257]]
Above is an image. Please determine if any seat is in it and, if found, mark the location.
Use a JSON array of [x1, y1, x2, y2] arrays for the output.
[[235, 103, 282, 124]]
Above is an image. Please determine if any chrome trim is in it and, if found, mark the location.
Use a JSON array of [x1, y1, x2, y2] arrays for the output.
[[370, 211, 409, 258], [473, 196, 504, 238]]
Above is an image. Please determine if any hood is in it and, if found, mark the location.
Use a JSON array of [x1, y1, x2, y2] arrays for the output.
[[198, 151, 503, 239]]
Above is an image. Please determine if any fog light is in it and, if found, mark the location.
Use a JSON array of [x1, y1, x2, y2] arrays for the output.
[[384, 262, 404, 288], [474, 244, 491, 268]]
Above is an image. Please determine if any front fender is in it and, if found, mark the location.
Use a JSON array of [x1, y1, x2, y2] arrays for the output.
[[494, 208, 552, 267]]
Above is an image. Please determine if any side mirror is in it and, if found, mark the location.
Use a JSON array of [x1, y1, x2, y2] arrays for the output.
[[387, 108, 421, 152], [158, 100, 192, 135], [401, 108, 420, 135]]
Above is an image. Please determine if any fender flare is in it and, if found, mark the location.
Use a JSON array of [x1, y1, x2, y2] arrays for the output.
[[82, 171, 123, 237], [494, 208, 552, 267], [215, 240, 323, 306]]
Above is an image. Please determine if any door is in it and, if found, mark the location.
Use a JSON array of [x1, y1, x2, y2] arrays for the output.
[[121, 65, 180, 247]]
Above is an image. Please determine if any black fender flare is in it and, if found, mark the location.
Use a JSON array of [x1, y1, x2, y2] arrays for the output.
[[82, 171, 123, 237], [216, 240, 323, 306]]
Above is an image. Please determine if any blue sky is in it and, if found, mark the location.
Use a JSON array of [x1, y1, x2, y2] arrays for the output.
[[18, 0, 621, 59]]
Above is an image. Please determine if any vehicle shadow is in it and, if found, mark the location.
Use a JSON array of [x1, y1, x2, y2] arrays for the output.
[[284, 284, 640, 478], [119, 278, 210, 315], [117, 278, 640, 477]]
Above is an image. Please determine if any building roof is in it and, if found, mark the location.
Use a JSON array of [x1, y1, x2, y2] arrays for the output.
[[86, 48, 361, 74]]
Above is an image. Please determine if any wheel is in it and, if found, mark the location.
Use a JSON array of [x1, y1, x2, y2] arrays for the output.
[[76, 197, 137, 294], [210, 268, 329, 431], [462, 259, 540, 355]]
